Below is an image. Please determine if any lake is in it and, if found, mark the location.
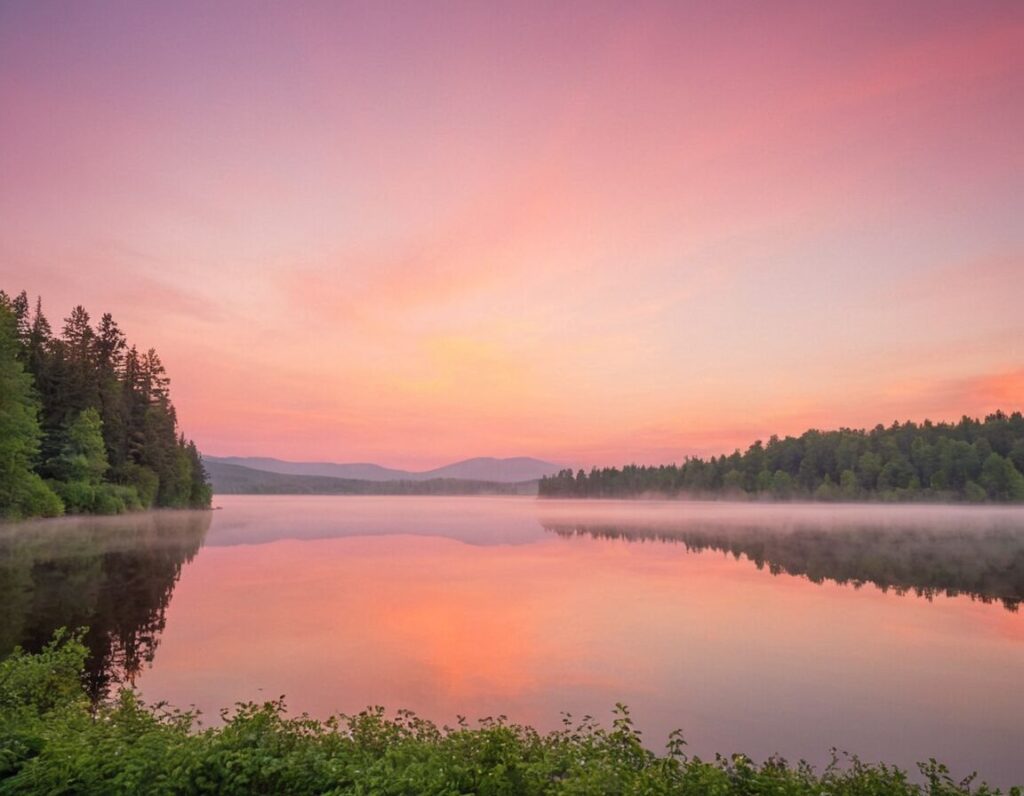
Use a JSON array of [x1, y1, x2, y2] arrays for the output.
[[2, 495, 1023, 787]]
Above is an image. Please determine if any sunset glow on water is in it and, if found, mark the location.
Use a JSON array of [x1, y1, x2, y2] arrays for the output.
[[7, 497, 1020, 783]]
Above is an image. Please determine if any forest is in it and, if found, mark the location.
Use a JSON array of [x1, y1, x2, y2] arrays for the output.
[[0, 290, 211, 519], [540, 413, 1024, 502]]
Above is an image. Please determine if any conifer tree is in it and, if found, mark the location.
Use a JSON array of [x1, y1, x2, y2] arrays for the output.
[[0, 289, 212, 517], [0, 301, 63, 518]]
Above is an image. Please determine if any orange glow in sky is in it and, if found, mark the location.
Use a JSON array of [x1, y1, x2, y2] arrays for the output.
[[1, 1, 1021, 467]]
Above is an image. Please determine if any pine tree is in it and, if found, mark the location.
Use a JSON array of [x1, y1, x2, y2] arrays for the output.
[[11, 290, 30, 349], [1, 290, 211, 516], [0, 302, 63, 518], [28, 297, 52, 369], [60, 305, 100, 413], [52, 408, 109, 484], [94, 313, 128, 472]]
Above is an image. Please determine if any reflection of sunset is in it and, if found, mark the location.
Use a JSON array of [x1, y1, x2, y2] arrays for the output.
[[139, 500, 1024, 779]]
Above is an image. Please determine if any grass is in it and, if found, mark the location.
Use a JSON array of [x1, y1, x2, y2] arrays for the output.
[[0, 631, 1018, 795]]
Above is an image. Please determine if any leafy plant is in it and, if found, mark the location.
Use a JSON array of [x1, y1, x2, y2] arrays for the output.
[[1, 633, 1019, 795]]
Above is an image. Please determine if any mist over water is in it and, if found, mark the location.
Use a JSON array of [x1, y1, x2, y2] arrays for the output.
[[538, 500, 1024, 610], [2, 496, 1023, 786], [0, 510, 211, 701]]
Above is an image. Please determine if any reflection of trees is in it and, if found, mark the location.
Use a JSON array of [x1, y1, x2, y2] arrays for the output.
[[543, 519, 1024, 611], [0, 511, 210, 701]]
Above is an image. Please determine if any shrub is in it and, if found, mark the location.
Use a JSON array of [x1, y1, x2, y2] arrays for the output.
[[109, 484, 144, 512], [1, 634, 1020, 795], [964, 481, 988, 503], [118, 463, 159, 508], [48, 479, 97, 513], [0, 630, 88, 781], [45, 482, 144, 515], [92, 485, 126, 515], [1, 472, 63, 520]]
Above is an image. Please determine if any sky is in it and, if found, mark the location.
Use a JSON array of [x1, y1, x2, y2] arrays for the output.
[[1, 0, 1022, 469]]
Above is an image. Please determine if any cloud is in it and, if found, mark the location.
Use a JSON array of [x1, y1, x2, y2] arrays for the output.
[[0, 244, 220, 326]]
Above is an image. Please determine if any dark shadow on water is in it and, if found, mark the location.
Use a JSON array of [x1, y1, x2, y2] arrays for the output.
[[0, 510, 211, 701], [542, 515, 1024, 611]]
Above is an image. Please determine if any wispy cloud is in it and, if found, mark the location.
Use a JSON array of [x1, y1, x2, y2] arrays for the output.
[[1, 1, 1021, 466]]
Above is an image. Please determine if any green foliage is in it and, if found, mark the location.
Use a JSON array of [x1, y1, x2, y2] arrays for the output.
[[0, 630, 89, 716], [964, 481, 988, 503], [839, 469, 858, 499], [121, 463, 160, 508], [0, 629, 89, 781], [0, 635, 1018, 795], [979, 453, 1024, 501], [47, 474, 142, 515], [722, 469, 746, 493], [50, 408, 109, 484], [540, 413, 1024, 502], [813, 476, 839, 501], [185, 441, 213, 508], [1, 474, 63, 520], [108, 484, 144, 512], [0, 291, 211, 519], [48, 480, 100, 514], [0, 300, 63, 519], [772, 470, 793, 498]]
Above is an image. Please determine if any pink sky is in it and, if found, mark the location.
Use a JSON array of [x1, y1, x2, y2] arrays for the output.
[[1, 1, 1022, 468]]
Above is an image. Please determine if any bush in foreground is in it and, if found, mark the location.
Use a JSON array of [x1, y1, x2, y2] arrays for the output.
[[0, 633, 1018, 795]]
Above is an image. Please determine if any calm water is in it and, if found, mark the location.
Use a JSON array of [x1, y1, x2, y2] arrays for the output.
[[2, 496, 1023, 786]]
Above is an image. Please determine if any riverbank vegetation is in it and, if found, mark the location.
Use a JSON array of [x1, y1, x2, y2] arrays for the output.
[[540, 413, 1024, 502], [0, 634, 1017, 795], [0, 291, 210, 519]]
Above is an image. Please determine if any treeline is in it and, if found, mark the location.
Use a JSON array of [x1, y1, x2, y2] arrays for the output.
[[540, 413, 1024, 502], [0, 290, 211, 519]]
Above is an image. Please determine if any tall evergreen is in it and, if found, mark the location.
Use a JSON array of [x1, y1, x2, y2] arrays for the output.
[[0, 290, 211, 518], [94, 313, 128, 472], [10, 291, 30, 346], [0, 297, 62, 518]]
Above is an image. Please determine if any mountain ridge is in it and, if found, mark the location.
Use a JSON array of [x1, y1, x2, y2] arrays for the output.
[[202, 455, 562, 483], [203, 460, 539, 496]]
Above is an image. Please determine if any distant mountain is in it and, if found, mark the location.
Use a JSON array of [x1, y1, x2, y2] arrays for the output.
[[203, 455, 562, 483], [204, 459, 539, 496], [423, 457, 563, 482], [204, 457, 410, 481]]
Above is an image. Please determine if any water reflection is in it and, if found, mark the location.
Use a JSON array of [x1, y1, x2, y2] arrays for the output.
[[541, 514, 1024, 610], [136, 497, 1024, 787], [0, 510, 210, 701], [1, 498, 1022, 786]]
